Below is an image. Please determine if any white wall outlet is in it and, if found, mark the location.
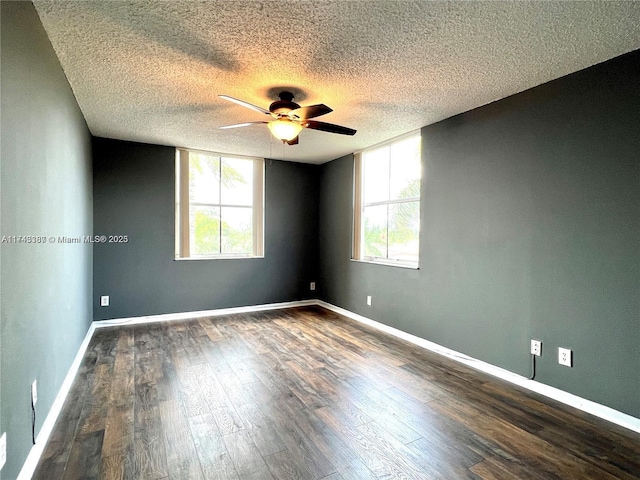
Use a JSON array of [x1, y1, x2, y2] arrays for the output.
[[32, 380, 38, 406], [100, 295, 109, 307], [0, 432, 6, 470], [310, 282, 316, 291], [530, 339, 542, 356], [366, 295, 372, 306], [558, 347, 572, 367]]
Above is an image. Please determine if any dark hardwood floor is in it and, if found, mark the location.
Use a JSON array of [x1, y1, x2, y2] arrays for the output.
[[33, 306, 640, 479]]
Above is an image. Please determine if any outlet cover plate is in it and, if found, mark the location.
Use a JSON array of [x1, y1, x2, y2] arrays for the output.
[[100, 295, 109, 307], [530, 339, 542, 356], [366, 295, 372, 306], [32, 380, 38, 406], [558, 347, 572, 367], [0, 432, 6, 470], [310, 282, 316, 291]]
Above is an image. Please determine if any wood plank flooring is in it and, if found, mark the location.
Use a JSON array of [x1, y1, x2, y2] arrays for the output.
[[33, 306, 640, 479]]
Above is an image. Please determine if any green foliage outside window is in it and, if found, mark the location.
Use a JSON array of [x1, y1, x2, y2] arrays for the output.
[[189, 154, 253, 256], [359, 134, 421, 265]]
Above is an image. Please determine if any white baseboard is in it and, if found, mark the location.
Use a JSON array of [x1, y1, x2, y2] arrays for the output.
[[17, 321, 98, 480], [18, 298, 639, 479], [317, 300, 640, 434], [16, 299, 314, 479], [92, 299, 318, 329]]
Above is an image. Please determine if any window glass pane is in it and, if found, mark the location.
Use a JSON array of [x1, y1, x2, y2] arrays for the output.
[[388, 201, 420, 263], [221, 157, 253, 206], [190, 206, 220, 256], [363, 205, 387, 258], [189, 153, 220, 204], [390, 136, 421, 200], [353, 133, 420, 266], [363, 146, 390, 204], [221, 206, 253, 254], [178, 149, 264, 259]]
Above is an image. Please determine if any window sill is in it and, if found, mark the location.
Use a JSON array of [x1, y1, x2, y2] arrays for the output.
[[350, 258, 419, 270], [175, 255, 264, 261]]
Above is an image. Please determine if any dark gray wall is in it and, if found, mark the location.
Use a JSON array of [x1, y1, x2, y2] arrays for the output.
[[93, 138, 319, 320], [319, 51, 640, 417], [0, 2, 93, 479]]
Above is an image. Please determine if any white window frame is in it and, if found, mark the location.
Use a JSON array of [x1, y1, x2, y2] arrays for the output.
[[175, 148, 264, 260], [353, 131, 421, 268]]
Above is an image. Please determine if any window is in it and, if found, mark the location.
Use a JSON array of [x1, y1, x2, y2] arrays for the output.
[[353, 133, 421, 267], [175, 149, 264, 259]]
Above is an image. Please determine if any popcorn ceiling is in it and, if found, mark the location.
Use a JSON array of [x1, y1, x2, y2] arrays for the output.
[[33, 1, 640, 163]]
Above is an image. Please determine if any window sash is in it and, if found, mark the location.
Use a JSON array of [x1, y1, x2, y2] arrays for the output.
[[364, 197, 420, 208], [353, 133, 420, 267], [176, 149, 264, 259]]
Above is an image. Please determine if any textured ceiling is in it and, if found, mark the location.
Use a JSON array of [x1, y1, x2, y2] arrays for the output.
[[34, 1, 640, 164]]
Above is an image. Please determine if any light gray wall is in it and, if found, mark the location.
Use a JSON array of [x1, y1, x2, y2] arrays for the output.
[[319, 51, 640, 417], [0, 2, 93, 479], [92, 138, 319, 320]]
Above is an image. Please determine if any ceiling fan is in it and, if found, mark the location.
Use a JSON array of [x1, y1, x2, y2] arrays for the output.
[[218, 91, 356, 145]]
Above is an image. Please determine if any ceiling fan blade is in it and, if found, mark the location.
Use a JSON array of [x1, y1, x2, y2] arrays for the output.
[[289, 104, 333, 120], [285, 136, 299, 145], [305, 120, 356, 136], [219, 121, 267, 130], [219, 95, 271, 115]]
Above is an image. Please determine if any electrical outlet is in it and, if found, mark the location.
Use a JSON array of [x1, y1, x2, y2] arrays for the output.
[[0, 432, 6, 470], [558, 347, 572, 367], [530, 339, 542, 356], [100, 295, 109, 307], [310, 282, 316, 291], [366, 295, 372, 306], [32, 380, 38, 406]]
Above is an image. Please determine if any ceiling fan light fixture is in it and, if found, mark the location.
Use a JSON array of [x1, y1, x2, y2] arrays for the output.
[[267, 118, 303, 142], [219, 93, 356, 145]]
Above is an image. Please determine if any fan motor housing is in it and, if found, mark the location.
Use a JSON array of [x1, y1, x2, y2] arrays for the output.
[[269, 91, 300, 115]]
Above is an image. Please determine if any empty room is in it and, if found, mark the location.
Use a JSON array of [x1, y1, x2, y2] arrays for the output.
[[1, 1, 639, 479]]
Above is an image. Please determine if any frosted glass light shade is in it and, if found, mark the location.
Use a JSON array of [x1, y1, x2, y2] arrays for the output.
[[267, 119, 302, 141]]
